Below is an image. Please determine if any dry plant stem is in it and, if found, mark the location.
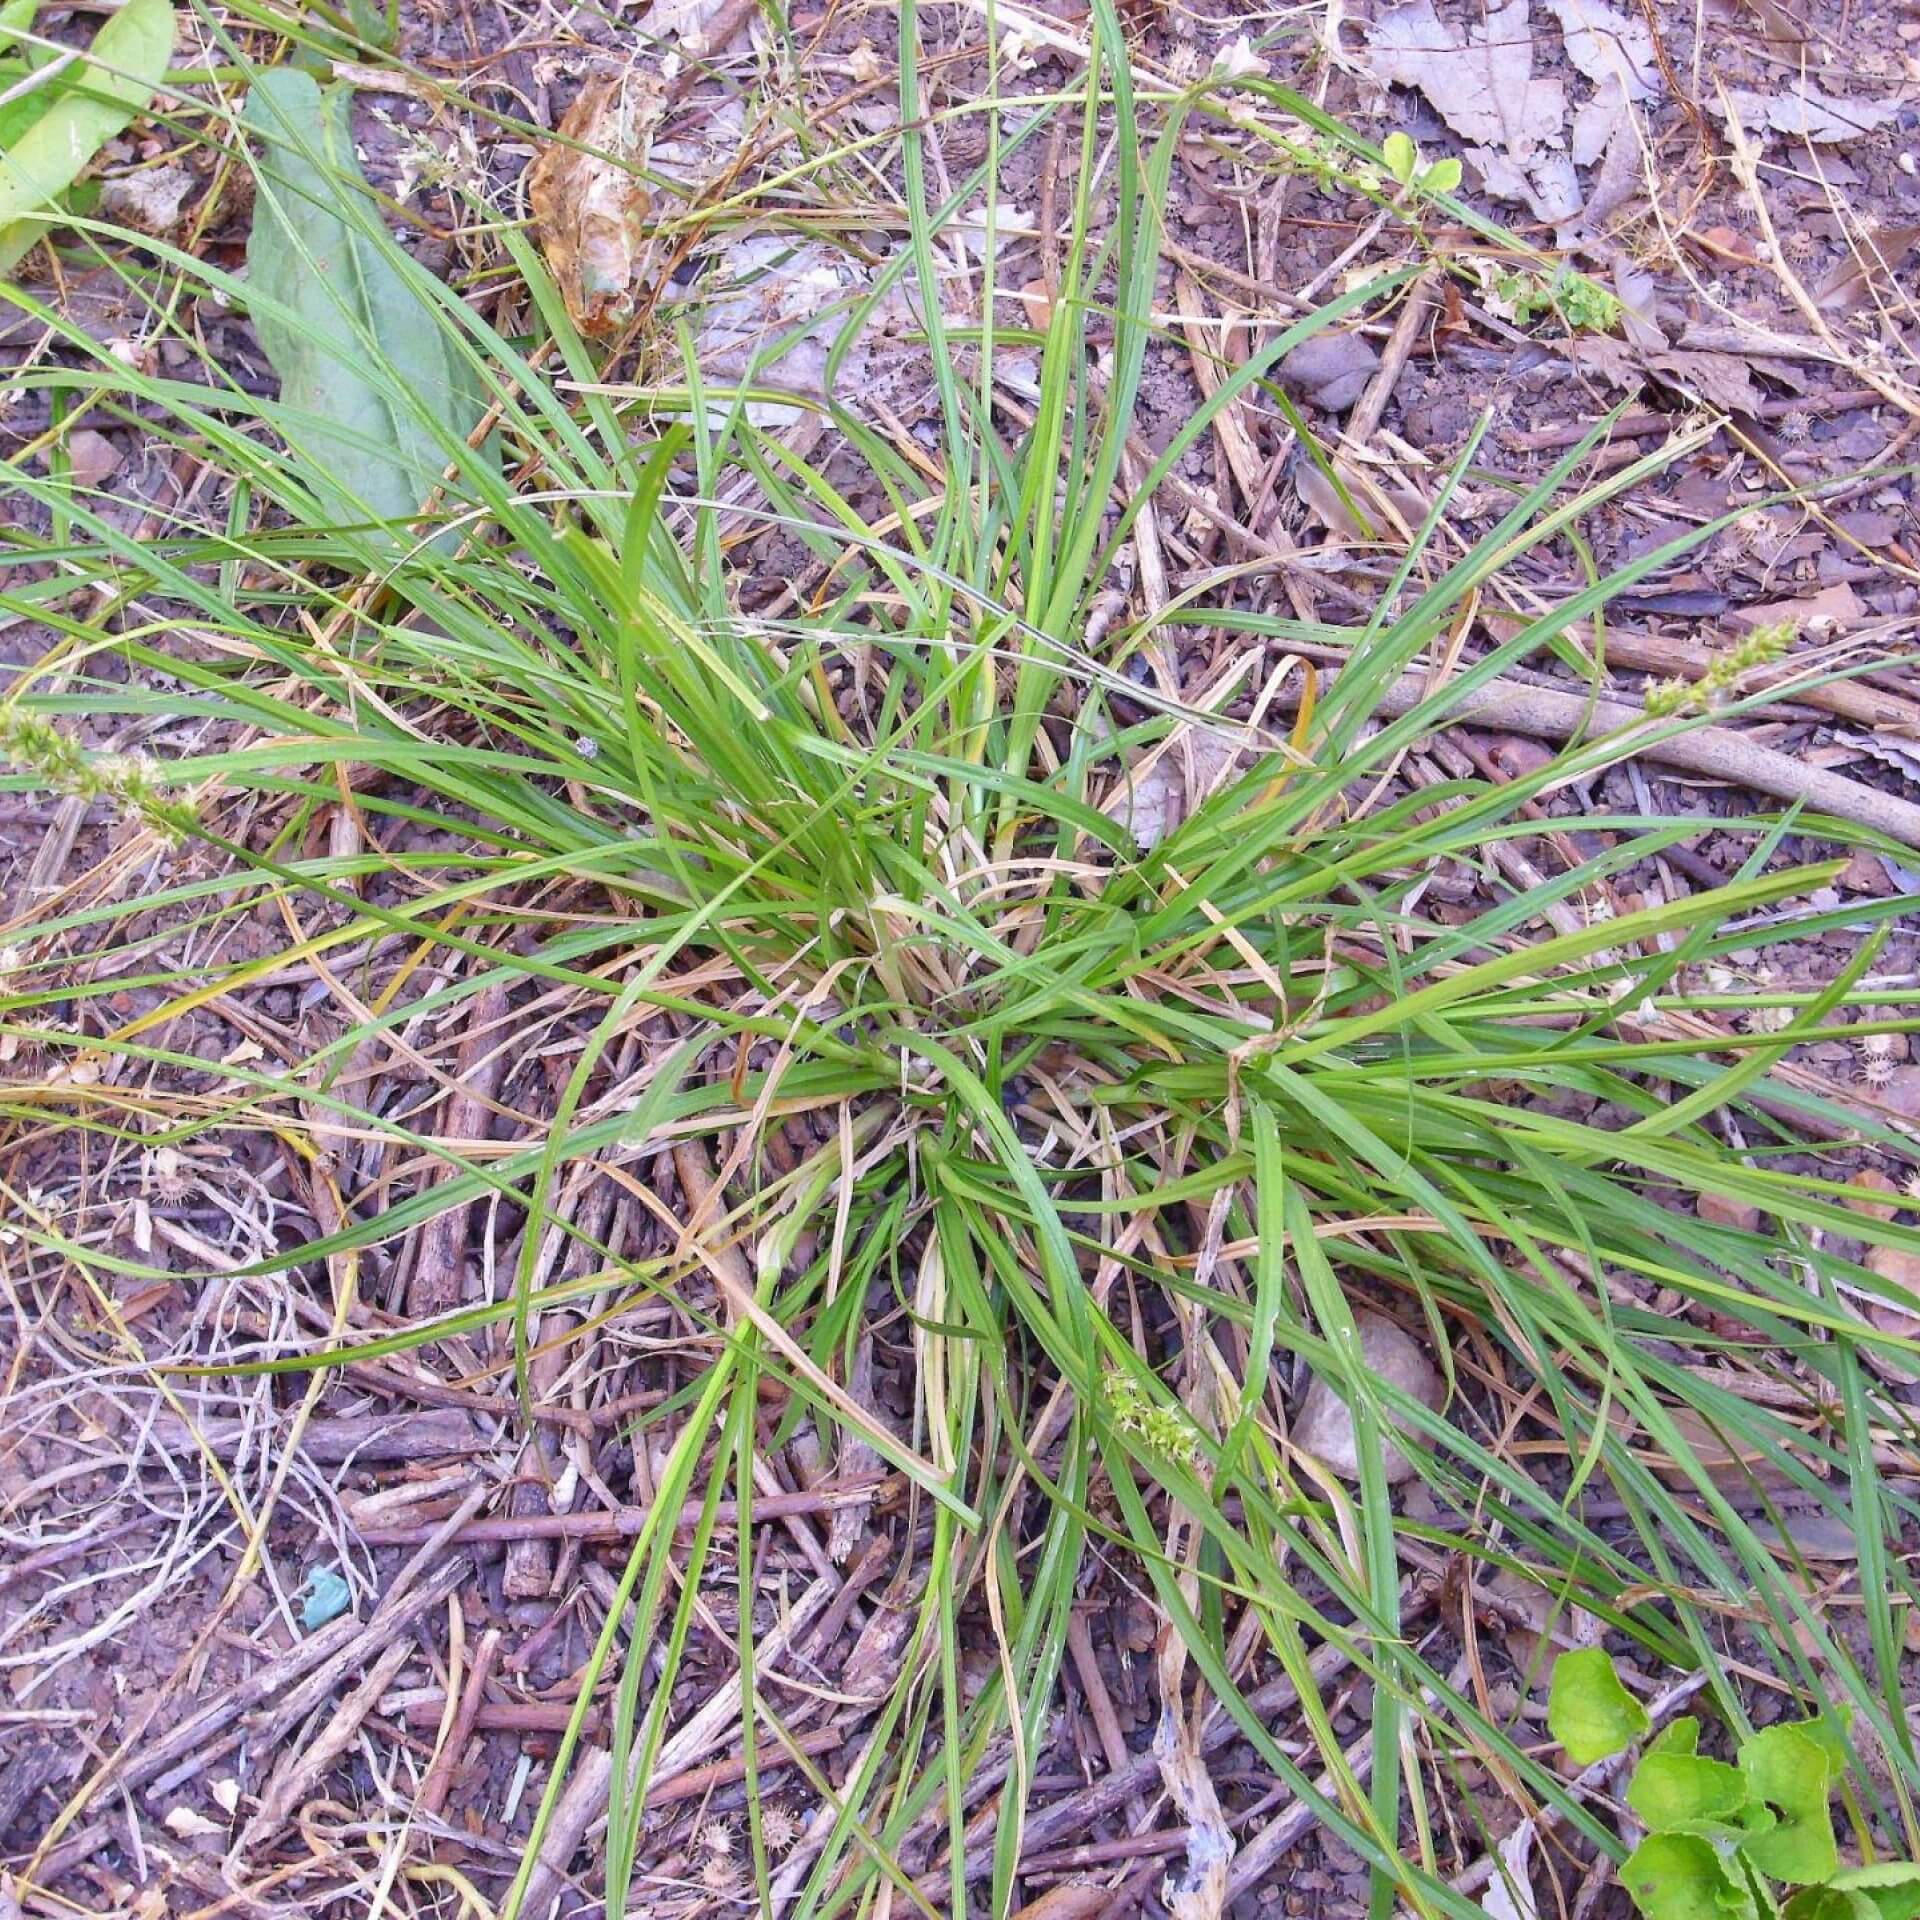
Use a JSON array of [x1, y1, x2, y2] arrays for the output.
[[163, 1551, 476, 1802], [147, 1408, 488, 1464], [418, 1626, 501, 1817], [961, 1636, 1363, 1878], [521, 1745, 613, 1920], [238, 1637, 418, 1852], [1717, 89, 1920, 423], [1172, 272, 1319, 626], [351, 1479, 890, 1545], [505, 1169, 616, 1599], [1290, 670, 1920, 848], [1224, 1724, 1376, 1900], [523, 1581, 838, 1914], [1505, 386, 1888, 450], [1225, 1649, 1470, 1901], [408, 979, 511, 1318], [1066, 1609, 1149, 1831], [23, 1465, 474, 1887], [644, 1727, 845, 1805], [1346, 271, 1433, 449]]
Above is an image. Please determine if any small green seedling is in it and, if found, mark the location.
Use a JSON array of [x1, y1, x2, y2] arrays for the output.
[[1481, 261, 1622, 334], [1547, 1652, 1919, 1920], [1381, 131, 1463, 199]]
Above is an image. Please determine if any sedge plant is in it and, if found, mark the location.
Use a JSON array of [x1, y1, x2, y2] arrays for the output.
[[5, 5, 1920, 1915]]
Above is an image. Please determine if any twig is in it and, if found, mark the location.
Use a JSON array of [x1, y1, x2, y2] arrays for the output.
[[1504, 386, 1887, 451], [1346, 271, 1433, 449], [1172, 272, 1318, 625], [962, 1638, 1360, 1878], [407, 980, 511, 1318], [1065, 1611, 1146, 1831], [1480, 612, 1920, 735], [352, 1478, 891, 1545], [1284, 669, 1920, 849], [237, 1638, 418, 1853], [418, 1627, 500, 1818], [1225, 1725, 1375, 1901], [644, 1727, 844, 1805], [524, 1576, 838, 1916], [143, 1552, 474, 1802], [148, 1408, 489, 1466]]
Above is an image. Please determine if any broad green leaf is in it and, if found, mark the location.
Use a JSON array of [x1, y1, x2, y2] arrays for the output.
[[1784, 1891, 1880, 1920], [1383, 130, 1417, 184], [1739, 1725, 1838, 1886], [1653, 1719, 1704, 1758], [0, 0, 41, 64], [1422, 156, 1463, 194], [241, 69, 489, 533], [0, 0, 173, 273], [1830, 1866, 1920, 1920], [1628, 1749, 1769, 1839], [1624, 1833, 1761, 1920], [1792, 1711, 1854, 1774], [1549, 1647, 1651, 1764]]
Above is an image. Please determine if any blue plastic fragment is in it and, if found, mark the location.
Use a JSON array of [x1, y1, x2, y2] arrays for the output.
[[300, 1563, 352, 1632]]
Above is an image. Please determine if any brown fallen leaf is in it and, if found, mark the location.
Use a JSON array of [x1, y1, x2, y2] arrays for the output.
[[1859, 1245, 1920, 1384], [1291, 1312, 1443, 1484], [1694, 224, 1761, 265], [1724, 581, 1863, 636], [62, 428, 122, 490], [1368, 0, 1565, 159], [1279, 329, 1381, 411], [1868, 1244, 1920, 1302], [1748, 1511, 1864, 1561], [99, 162, 197, 236], [1564, 336, 1768, 417], [1009, 1891, 1113, 1920], [527, 69, 666, 337], [1546, 0, 1657, 95], [1714, 81, 1903, 144], [1814, 224, 1920, 313], [1644, 349, 1765, 415], [1610, 1403, 1803, 1491], [1544, 0, 1658, 166], [1697, 1191, 1762, 1233], [1845, 1170, 1901, 1221], [1735, 0, 1806, 42]]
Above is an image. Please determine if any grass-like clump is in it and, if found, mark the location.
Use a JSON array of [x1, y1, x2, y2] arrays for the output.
[[5, 4, 1920, 1914]]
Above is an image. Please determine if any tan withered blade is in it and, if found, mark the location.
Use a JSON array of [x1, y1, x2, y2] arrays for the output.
[[526, 68, 665, 337]]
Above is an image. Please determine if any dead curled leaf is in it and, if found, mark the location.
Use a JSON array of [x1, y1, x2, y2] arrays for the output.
[[1564, 335, 1766, 416], [1544, 0, 1657, 98], [1154, 1709, 1234, 1917], [1815, 224, 1920, 312], [1278, 330, 1380, 411], [99, 162, 197, 236], [1543, 0, 1658, 164], [527, 69, 666, 337], [1368, 0, 1565, 157], [1713, 81, 1903, 143]]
